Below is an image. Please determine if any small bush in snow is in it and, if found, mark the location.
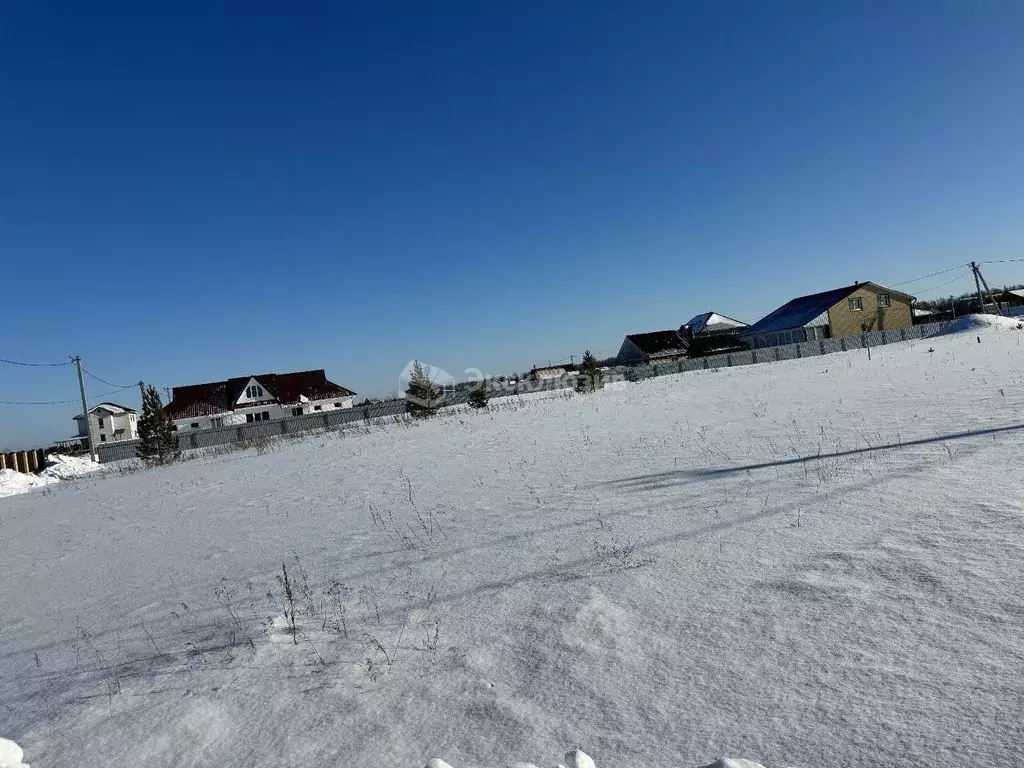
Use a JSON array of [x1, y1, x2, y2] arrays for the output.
[[574, 350, 604, 394]]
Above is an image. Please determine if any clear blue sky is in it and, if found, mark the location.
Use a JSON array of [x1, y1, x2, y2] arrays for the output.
[[2, 1, 1023, 448]]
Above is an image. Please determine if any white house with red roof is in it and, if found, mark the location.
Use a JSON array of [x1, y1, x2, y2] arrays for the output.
[[165, 370, 355, 431]]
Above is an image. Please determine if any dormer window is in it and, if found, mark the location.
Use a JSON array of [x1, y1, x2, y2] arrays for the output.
[[246, 384, 264, 399]]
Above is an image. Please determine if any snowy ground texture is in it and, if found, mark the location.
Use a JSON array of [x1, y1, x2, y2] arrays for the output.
[[2, 315, 1023, 767]]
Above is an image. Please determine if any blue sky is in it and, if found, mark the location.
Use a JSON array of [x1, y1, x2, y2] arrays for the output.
[[2, 1, 1023, 448]]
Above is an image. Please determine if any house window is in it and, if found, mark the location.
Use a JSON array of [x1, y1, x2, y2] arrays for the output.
[[849, 297, 863, 311], [191, 422, 199, 429], [334, 402, 343, 408], [245, 385, 265, 399], [100, 434, 107, 442], [314, 405, 322, 411], [211, 417, 223, 428], [877, 293, 891, 308], [97, 418, 104, 428], [246, 411, 270, 423], [292, 407, 303, 417]]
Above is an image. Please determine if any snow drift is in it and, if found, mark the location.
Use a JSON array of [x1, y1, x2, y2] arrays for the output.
[[0, 453, 100, 498], [928, 313, 1023, 336]]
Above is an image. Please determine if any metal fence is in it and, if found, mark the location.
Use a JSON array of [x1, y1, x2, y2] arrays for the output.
[[96, 320, 954, 463]]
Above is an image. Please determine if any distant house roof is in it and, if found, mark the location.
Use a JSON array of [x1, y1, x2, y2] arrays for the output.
[[530, 363, 572, 378], [166, 370, 355, 420], [72, 402, 136, 421], [745, 282, 914, 336], [624, 330, 689, 359], [682, 312, 748, 335]]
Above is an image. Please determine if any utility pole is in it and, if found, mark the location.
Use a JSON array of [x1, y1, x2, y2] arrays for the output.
[[975, 263, 1004, 316], [73, 356, 98, 462], [971, 262, 987, 314]]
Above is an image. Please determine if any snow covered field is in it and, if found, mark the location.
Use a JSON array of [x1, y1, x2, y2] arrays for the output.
[[2, 318, 1023, 767]]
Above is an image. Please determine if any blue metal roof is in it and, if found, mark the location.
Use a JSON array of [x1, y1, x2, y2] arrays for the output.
[[745, 284, 862, 335]]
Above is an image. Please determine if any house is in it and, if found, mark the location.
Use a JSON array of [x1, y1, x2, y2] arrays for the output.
[[529, 363, 573, 381], [617, 330, 689, 365], [743, 282, 914, 349], [680, 312, 749, 337], [995, 289, 1024, 309], [679, 311, 749, 356], [72, 402, 138, 446], [165, 370, 355, 431]]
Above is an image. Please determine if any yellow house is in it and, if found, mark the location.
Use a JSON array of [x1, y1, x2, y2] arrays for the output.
[[744, 281, 915, 349]]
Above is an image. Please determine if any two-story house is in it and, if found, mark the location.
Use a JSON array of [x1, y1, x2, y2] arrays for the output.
[[72, 403, 139, 446], [165, 369, 355, 431], [743, 282, 914, 349]]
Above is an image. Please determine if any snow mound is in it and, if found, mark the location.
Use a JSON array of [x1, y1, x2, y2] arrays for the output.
[[0, 469, 54, 499], [0, 455, 100, 499], [929, 314, 1023, 336], [38, 453, 101, 481], [0, 738, 29, 768]]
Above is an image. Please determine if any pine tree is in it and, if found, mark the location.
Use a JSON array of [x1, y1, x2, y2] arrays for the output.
[[405, 361, 440, 419], [467, 379, 489, 409], [136, 384, 180, 466], [575, 349, 604, 394]]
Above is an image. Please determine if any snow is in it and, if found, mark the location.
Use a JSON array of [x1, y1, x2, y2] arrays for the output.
[[928, 313, 1024, 335], [0, 454, 101, 499], [2, 320, 1024, 767], [0, 738, 28, 768], [0, 469, 52, 499]]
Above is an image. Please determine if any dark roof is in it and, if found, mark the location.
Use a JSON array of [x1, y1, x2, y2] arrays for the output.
[[745, 282, 914, 335], [625, 330, 689, 358], [166, 370, 355, 420]]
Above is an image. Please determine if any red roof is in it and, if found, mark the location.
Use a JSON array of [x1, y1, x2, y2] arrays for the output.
[[166, 370, 355, 420]]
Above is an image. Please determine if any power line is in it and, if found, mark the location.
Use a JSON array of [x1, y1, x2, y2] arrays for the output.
[[0, 357, 74, 367], [82, 368, 136, 389], [909, 270, 970, 294], [890, 264, 969, 287], [979, 258, 1024, 264], [0, 384, 135, 406]]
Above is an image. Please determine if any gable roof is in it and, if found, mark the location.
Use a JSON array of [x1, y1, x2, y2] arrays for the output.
[[625, 330, 689, 359], [72, 402, 136, 421], [745, 282, 914, 336], [682, 312, 748, 335], [166, 370, 355, 420]]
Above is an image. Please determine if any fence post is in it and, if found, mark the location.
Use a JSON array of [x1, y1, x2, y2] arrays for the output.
[[0, 453, 5, 470], [900, 328, 907, 341], [840, 338, 847, 351], [775, 347, 781, 361], [281, 419, 288, 434], [726, 354, 732, 367], [796, 344, 801, 358]]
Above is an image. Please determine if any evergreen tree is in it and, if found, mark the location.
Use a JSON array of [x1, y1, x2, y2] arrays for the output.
[[467, 379, 489, 409], [405, 361, 440, 419], [136, 384, 180, 466], [575, 349, 604, 394]]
